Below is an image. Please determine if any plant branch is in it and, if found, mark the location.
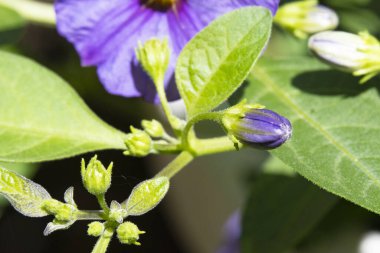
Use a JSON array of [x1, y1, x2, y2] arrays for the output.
[[155, 151, 194, 179]]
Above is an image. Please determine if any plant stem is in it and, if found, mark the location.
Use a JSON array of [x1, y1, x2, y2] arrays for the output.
[[77, 210, 106, 221], [153, 142, 182, 154], [97, 195, 110, 214], [155, 151, 194, 179], [91, 226, 115, 253], [193, 137, 240, 156], [0, 0, 56, 26], [155, 79, 183, 134], [181, 112, 223, 151]]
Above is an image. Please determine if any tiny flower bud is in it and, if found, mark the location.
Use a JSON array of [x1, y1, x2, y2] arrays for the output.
[[141, 119, 165, 138], [87, 222, 105, 237], [309, 31, 380, 83], [81, 155, 113, 196], [42, 199, 77, 221], [136, 38, 170, 83], [222, 103, 292, 149], [124, 127, 152, 157], [117, 222, 145, 246], [109, 201, 127, 224], [274, 0, 339, 39]]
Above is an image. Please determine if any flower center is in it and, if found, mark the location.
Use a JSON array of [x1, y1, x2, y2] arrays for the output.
[[142, 0, 177, 11]]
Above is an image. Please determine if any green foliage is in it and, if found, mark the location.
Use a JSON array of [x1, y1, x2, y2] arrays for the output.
[[175, 7, 272, 118], [242, 174, 337, 253], [0, 165, 51, 217], [123, 177, 169, 216], [0, 6, 24, 45], [0, 51, 126, 162], [239, 56, 380, 214]]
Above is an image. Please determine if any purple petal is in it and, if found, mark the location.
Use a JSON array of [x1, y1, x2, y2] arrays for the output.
[[55, 0, 280, 102]]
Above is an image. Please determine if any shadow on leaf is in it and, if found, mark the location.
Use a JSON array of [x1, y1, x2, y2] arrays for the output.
[[292, 70, 380, 97]]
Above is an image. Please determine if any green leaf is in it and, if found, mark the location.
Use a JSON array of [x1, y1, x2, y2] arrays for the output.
[[240, 56, 380, 214], [0, 6, 25, 45], [0, 51, 126, 162], [242, 174, 337, 253], [175, 7, 272, 118], [0, 165, 51, 217], [123, 177, 169, 216]]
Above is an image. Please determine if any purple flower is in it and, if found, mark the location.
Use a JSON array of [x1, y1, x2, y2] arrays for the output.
[[55, 0, 280, 102], [217, 211, 241, 253], [223, 107, 292, 149]]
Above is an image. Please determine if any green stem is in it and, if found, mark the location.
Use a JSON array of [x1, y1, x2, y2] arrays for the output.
[[97, 195, 110, 214], [155, 79, 183, 134], [182, 112, 223, 152], [153, 142, 181, 154], [77, 210, 106, 221], [91, 226, 115, 253], [193, 137, 240, 156], [155, 151, 194, 179], [0, 0, 56, 26]]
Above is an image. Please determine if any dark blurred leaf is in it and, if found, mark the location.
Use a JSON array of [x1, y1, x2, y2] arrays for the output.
[[0, 6, 25, 45], [242, 175, 337, 253]]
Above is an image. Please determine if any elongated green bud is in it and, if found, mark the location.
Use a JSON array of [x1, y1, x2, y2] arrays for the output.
[[124, 127, 152, 157]]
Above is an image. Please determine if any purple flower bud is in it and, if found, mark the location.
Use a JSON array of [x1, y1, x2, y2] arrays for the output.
[[223, 107, 292, 149]]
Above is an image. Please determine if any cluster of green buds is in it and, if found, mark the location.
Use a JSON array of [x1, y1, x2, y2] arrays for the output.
[[274, 0, 339, 39], [309, 31, 380, 83]]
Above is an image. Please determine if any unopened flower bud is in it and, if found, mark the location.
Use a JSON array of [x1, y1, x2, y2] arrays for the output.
[[141, 119, 165, 138], [81, 155, 113, 196], [117, 222, 145, 246], [136, 38, 170, 83], [309, 31, 380, 83], [87, 221, 104, 237], [222, 103, 292, 149], [274, 0, 339, 39], [124, 127, 152, 157], [109, 201, 127, 224]]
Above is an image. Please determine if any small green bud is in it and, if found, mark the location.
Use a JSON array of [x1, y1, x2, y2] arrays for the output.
[[117, 222, 145, 246], [81, 155, 113, 196], [124, 127, 152, 157], [87, 222, 105, 237], [141, 119, 165, 138], [42, 199, 77, 221], [136, 38, 170, 83], [109, 201, 127, 224]]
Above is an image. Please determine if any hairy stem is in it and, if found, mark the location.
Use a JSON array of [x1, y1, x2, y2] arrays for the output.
[[97, 195, 110, 214], [155, 151, 194, 179], [181, 112, 223, 152], [91, 226, 115, 253], [77, 210, 106, 221], [0, 0, 55, 26], [155, 80, 184, 134]]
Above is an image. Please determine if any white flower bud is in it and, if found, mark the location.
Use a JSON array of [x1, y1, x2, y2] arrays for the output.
[[309, 31, 380, 83], [274, 0, 339, 39]]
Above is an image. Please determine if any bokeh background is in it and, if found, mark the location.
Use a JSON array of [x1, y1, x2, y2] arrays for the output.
[[1, 0, 380, 252]]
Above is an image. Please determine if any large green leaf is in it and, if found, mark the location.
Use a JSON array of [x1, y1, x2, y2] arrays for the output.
[[0, 51, 126, 162], [0, 6, 25, 45], [240, 56, 380, 214], [175, 7, 272, 118], [242, 174, 337, 253]]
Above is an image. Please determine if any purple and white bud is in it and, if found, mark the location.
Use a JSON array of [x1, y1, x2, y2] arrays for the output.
[[223, 105, 292, 150]]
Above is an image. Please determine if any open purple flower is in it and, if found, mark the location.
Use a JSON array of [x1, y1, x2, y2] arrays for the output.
[[55, 0, 280, 102]]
